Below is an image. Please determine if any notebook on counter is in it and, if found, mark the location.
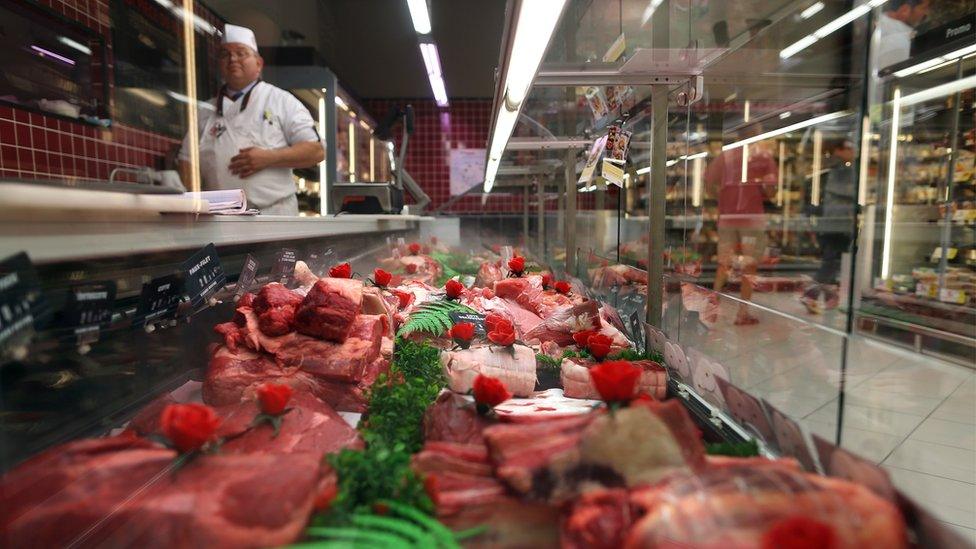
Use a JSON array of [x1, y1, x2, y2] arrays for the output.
[[180, 190, 259, 215]]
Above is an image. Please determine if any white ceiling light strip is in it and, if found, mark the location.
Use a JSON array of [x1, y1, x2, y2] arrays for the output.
[[419, 42, 449, 107], [722, 110, 851, 151], [484, 0, 568, 192], [406, 0, 432, 34], [893, 43, 976, 77], [780, 0, 886, 60]]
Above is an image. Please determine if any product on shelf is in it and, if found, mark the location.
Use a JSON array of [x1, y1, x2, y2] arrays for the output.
[[440, 344, 538, 397]]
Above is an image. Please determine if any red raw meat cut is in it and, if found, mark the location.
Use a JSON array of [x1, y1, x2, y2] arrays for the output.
[[423, 390, 492, 445], [252, 283, 303, 336], [440, 344, 537, 397], [495, 276, 574, 318], [483, 400, 704, 503], [379, 255, 442, 285], [561, 358, 667, 400], [294, 278, 364, 342], [562, 489, 634, 549], [522, 300, 602, 346], [492, 389, 601, 423], [275, 314, 384, 381], [475, 261, 504, 287], [203, 345, 387, 413], [0, 436, 331, 549], [625, 459, 908, 549]]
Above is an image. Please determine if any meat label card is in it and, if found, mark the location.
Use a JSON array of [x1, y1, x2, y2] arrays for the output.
[[272, 248, 297, 286], [812, 434, 896, 502], [136, 274, 183, 326], [629, 310, 645, 352], [448, 312, 487, 336], [235, 254, 259, 299], [181, 244, 225, 307], [0, 252, 43, 350], [62, 281, 116, 344], [715, 377, 777, 450], [762, 398, 818, 472]]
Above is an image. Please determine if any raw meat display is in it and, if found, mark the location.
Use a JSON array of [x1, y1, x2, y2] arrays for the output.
[[522, 300, 602, 346], [440, 343, 537, 397], [251, 283, 303, 336], [294, 278, 364, 341], [561, 358, 667, 400], [475, 261, 504, 287], [0, 437, 332, 549], [492, 389, 600, 423], [424, 390, 492, 444], [494, 275, 576, 319]]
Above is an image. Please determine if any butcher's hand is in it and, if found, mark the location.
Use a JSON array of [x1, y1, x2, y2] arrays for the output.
[[228, 147, 274, 178]]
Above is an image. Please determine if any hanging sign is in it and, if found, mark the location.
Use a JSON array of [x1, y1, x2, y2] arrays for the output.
[[604, 125, 632, 162], [602, 159, 626, 186], [180, 243, 225, 307], [579, 135, 608, 184]]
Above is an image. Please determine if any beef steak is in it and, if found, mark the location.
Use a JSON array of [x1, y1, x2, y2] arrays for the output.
[[294, 278, 364, 342], [252, 283, 303, 336]]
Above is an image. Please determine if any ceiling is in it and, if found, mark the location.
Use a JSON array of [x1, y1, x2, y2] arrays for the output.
[[210, 0, 508, 100]]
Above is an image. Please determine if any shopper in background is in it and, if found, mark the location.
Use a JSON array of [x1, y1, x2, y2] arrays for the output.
[[178, 24, 324, 215], [803, 139, 858, 314], [705, 125, 778, 326]]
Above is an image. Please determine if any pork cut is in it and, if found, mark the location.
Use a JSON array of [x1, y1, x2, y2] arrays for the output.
[[561, 488, 634, 549], [440, 344, 537, 397], [0, 436, 331, 549], [560, 358, 667, 400], [522, 300, 602, 347], [625, 460, 908, 548], [483, 399, 705, 503], [475, 261, 504, 287], [423, 390, 492, 445], [294, 278, 364, 341], [251, 283, 303, 336], [492, 389, 601, 423]]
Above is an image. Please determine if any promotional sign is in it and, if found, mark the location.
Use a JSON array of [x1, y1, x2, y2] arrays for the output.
[[578, 135, 608, 184], [604, 125, 633, 162], [602, 159, 626, 186], [0, 252, 42, 350], [584, 87, 609, 121], [449, 148, 487, 196], [235, 254, 259, 299]]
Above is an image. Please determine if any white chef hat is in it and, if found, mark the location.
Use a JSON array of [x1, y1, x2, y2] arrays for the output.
[[223, 24, 258, 52]]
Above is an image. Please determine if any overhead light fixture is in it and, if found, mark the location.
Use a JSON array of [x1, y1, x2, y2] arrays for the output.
[[640, 0, 664, 26], [484, 0, 568, 192], [406, 0, 432, 34], [58, 36, 91, 55], [900, 74, 976, 107], [419, 42, 449, 107], [30, 45, 74, 66], [166, 89, 215, 111], [800, 1, 824, 19], [722, 110, 851, 150], [881, 88, 901, 279], [894, 43, 976, 77], [318, 96, 328, 215], [780, 0, 885, 60], [335, 96, 349, 111], [780, 111, 792, 119], [636, 166, 651, 175]]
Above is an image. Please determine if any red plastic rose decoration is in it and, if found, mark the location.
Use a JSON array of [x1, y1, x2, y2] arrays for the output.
[[256, 383, 293, 416], [586, 334, 614, 361], [508, 256, 525, 275], [392, 289, 414, 309], [572, 330, 598, 349], [449, 322, 475, 349], [329, 262, 352, 278], [541, 273, 553, 289], [405, 263, 419, 274], [445, 279, 464, 299], [589, 360, 641, 404], [314, 483, 338, 511], [761, 516, 838, 549], [408, 242, 421, 255], [484, 313, 506, 333], [373, 268, 392, 287], [161, 403, 220, 453], [473, 374, 512, 408], [487, 317, 516, 347], [554, 280, 572, 295]]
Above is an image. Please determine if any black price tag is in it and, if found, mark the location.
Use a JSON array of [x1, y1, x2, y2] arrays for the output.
[[181, 243, 225, 306], [271, 248, 297, 285], [629, 310, 645, 352], [63, 281, 115, 344], [0, 252, 42, 350], [235, 254, 259, 299], [136, 274, 183, 326], [449, 311, 487, 336]]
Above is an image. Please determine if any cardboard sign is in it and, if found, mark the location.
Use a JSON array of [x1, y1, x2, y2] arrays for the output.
[[271, 248, 297, 285], [715, 377, 777, 447], [448, 311, 487, 336], [763, 399, 818, 472], [602, 159, 626, 186], [0, 252, 42, 350], [813, 434, 897, 502], [579, 135, 608, 184], [181, 244, 225, 307], [235, 254, 259, 299], [585, 87, 609, 121], [136, 274, 183, 326]]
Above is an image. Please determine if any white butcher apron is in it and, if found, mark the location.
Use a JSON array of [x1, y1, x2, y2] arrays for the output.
[[198, 81, 299, 215]]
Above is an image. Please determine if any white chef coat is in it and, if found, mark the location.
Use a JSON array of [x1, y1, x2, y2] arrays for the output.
[[179, 80, 320, 215]]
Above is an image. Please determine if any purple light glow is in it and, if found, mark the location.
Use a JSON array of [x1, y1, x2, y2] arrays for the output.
[[30, 45, 75, 66]]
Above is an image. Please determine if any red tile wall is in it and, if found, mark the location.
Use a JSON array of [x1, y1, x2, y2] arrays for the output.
[[365, 98, 609, 214], [0, 0, 221, 182]]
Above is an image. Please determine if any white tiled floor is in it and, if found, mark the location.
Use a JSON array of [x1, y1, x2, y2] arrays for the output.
[[671, 289, 976, 540]]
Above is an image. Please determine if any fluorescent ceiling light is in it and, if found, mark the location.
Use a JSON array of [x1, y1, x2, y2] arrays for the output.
[[780, 111, 792, 119], [780, 0, 883, 60], [166, 90, 215, 111], [640, 0, 664, 26], [900, 74, 976, 107], [153, 0, 217, 35], [58, 36, 91, 55], [881, 88, 901, 279], [335, 96, 349, 111], [419, 42, 449, 107], [800, 2, 824, 19], [636, 166, 651, 175], [484, 0, 567, 192], [30, 45, 74, 65], [406, 0, 432, 34], [722, 110, 851, 150], [893, 43, 976, 77]]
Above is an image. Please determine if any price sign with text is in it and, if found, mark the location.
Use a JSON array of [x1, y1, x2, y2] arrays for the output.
[[181, 244, 225, 307], [0, 252, 42, 350], [136, 274, 183, 326]]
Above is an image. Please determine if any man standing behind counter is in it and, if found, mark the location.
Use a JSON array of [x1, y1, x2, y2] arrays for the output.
[[178, 24, 323, 215]]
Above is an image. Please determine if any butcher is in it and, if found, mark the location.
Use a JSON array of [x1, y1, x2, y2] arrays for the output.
[[178, 24, 323, 215]]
